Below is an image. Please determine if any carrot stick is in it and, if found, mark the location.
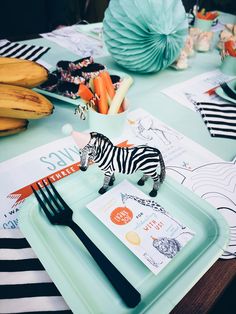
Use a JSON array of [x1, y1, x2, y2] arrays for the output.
[[78, 83, 94, 102], [108, 76, 133, 114], [93, 76, 109, 114], [205, 11, 218, 20], [197, 12, 207, 20], [99, 71, 116, 100]]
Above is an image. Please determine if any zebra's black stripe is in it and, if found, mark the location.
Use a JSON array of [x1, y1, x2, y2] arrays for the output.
[[117, 147, 122, 172], [127, 148, 138, 173], [121, 147, 126, 171], [132, 153, 158, 172], [123, 148, 130, 173], [97, 142, 114, 168], [0, 259, 44, 272]]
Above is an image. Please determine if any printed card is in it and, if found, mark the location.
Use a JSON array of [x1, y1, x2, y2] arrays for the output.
[[87, 180, 195, 275]]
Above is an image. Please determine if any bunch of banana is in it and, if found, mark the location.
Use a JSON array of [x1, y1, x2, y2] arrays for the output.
[[0, 84, 53, 119], [0, 57, 48, 88], [0, 57, 53, 137], [0, 117, 28, 136]]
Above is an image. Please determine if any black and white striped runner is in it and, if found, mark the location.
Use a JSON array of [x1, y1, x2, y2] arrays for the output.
[[0, 229, 71, 314], [196, 102, 236, 140], [0, 40, 50, 62]]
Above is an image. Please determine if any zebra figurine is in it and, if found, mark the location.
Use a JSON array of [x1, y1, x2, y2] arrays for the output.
[[79, 132, 166, 197]]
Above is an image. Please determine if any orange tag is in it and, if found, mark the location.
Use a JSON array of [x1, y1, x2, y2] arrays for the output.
[[110, 206, 133, 225]]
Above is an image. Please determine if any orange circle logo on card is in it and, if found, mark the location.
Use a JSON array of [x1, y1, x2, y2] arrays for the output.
[[110, 207, 133, 225]]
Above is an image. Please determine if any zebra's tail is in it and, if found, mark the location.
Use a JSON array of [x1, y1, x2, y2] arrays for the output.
[[159, 153, 166, 183]]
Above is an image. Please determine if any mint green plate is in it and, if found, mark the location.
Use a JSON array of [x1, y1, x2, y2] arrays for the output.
[[34, 69, 131, 106], [215, 79, 236, 104], [34, 86, 82, 106], [19, 169, 229, 314]]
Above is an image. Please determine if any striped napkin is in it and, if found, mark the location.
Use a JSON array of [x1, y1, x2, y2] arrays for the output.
[[196, 102, 236, 140], [0, 229, 71, 314], [0, 40, 50, 62]]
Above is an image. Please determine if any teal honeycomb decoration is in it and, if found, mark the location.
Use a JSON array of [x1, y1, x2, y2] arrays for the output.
[[103, 0, 188, 73]]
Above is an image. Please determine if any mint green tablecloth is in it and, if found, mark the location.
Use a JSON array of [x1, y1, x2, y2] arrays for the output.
[[0, 14, 235, 314], [0, 15, 236, 163]]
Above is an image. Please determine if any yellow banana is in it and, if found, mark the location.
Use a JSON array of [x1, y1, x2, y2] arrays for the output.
[[0, 57, 48, 88], [0, 83, 54, 119], [0, 58, 26, 64], [0, 116, 28, 136]]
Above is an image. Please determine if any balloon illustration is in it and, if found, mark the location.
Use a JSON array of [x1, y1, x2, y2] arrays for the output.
[[125, 231, 141, 246]]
